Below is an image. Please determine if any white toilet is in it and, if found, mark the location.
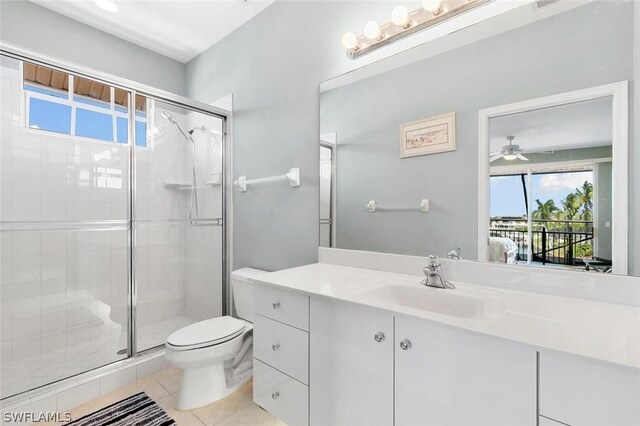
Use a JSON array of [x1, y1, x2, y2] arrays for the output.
[[165, 267, 267, 410]]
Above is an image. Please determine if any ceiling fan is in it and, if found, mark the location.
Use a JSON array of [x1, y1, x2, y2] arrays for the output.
[[490, 136, 530, 162]]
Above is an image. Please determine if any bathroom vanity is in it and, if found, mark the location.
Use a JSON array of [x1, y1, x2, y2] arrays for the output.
[[252, 250, 640, 426]]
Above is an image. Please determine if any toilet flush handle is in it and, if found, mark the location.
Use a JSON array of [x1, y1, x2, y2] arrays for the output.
[[272, 301, 280, 309], [272, 343, 280, 351]]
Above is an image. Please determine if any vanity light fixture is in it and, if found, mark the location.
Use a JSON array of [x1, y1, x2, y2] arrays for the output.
[[341, 0, 492, 59]]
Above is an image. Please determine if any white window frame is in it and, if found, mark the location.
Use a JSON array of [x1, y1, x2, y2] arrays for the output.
[[478, 81, 628, 274], [21, 71, 151, 147]]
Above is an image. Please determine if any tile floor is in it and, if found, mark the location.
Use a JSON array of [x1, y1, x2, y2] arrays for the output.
[[36, 368, 285, 426]]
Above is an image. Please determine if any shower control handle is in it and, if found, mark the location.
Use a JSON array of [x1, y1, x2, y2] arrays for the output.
[[374, 332, 385, 343], [272, 343, 280, 351], [272, 301, 280, 309], [272, 391, 280, 400]]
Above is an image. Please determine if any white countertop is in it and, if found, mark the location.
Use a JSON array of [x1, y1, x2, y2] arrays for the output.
[[254, 263, 640, 369]]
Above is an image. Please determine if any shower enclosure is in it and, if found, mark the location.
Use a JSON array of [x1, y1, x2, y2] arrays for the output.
[[0, 52, 228, 399]]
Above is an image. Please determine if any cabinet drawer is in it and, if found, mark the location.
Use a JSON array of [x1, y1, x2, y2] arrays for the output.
[[539, 351, 640, 426], [255, 285, 309, 331], [254, 359, 308, 426], [254, 314, 309, 384]]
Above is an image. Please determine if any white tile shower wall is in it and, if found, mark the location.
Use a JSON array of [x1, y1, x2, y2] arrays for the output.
[[133, 105, 224, 351], [0, 60, 128, 224], [1, 58, 225, 396], [0, 229, 129, 398]]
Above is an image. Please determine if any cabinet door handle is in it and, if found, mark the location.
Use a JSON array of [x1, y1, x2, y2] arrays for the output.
[[399, 339, 412, 350], [374, 332, 385, 343], [272, 391, 280, 400], [272, 343, 280, 351], [272, 301, 280, 309]]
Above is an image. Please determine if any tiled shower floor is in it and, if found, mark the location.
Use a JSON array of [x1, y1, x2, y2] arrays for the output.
[[0, 316, 195, 399]]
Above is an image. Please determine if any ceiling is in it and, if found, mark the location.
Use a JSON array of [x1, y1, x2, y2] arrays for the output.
[[489, 96, 613, 154], [29, 0, 275, 63]]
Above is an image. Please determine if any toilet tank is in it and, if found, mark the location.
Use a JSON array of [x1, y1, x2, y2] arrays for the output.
[[231, 267, 269, 323]]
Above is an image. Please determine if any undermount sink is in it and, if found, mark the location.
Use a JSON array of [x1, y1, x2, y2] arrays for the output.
[[361, 284, 490, 319]]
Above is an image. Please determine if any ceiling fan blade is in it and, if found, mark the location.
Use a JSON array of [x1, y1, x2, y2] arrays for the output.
[[516, 153, 529, 161], [490, 152, 504, 162], [521, 149, 555, 155]]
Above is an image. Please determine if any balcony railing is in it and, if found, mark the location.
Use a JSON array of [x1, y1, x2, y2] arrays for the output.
[[489, 219, 594, 266]]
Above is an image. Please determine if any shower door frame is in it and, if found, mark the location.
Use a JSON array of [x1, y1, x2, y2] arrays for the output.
[[0, 44, 232, 396]]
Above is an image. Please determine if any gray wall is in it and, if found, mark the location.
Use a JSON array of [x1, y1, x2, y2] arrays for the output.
[[186, 3, 334, 271], [0, 1, 186, 95], [185, 1, 639, 274], [321, 2, 633, 259]]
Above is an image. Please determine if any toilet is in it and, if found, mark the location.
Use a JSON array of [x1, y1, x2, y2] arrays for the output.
[[165, 267, 268, 410]]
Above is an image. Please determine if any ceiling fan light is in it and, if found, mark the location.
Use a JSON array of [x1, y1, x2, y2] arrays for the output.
[[503, 154, 518, 161]]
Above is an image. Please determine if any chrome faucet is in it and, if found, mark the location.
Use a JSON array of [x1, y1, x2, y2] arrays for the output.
[[447, 247, 462, 260], [421, 255, 455, 289]]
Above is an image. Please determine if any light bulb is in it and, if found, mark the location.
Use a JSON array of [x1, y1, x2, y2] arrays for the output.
[[363, 20, 381, 41], [341, 32, 358, 50], [391, 5, 410, 27], [95, 0, 118, 13], [422, 0, 442, 14], [503, 154, 518, 161]]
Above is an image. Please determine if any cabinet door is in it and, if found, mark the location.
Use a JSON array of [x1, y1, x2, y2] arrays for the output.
[[309, 297, 394, 426], [539, 350, 640, 426], [395, 315, 536, 426]]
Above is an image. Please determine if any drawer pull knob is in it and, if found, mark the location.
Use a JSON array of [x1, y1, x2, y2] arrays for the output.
[[399, 339, 412, 351], [272, 343, 280, 351], [272, 301, 280, 309], [272, 391, 280, 400], [374, 332, 385, 343]]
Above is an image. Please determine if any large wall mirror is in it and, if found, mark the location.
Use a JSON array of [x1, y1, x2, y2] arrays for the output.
[[319, 1, 637, 276]]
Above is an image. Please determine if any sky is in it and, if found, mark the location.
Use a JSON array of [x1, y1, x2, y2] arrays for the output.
[[490, 170, 593, 218], [27, 85, 146, 146]]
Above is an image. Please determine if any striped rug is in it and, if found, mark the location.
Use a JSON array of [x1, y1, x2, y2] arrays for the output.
[[68, 392, 176, 426]]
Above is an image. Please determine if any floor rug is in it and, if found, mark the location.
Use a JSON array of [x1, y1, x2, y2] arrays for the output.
[[67, 392, 176, 426]]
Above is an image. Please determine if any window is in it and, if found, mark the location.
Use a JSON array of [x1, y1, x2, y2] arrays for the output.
[[22, 62, 150, 147]]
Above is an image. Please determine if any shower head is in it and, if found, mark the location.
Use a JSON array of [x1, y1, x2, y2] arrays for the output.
[[188, 125, 207, 135], [161, 110, 173, 121]]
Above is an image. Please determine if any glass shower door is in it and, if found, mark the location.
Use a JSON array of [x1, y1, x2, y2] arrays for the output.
[[134, 98, 224, 352], [0, 57, 131, 398]]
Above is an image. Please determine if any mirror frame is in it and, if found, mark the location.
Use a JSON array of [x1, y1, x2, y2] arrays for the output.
[[477, 81, 629, 275]]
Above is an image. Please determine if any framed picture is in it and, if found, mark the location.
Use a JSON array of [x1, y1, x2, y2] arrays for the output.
[[399, 112, 456, 158]]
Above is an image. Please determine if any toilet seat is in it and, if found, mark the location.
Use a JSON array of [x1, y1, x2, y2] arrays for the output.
[[166, 316, 246, 351]]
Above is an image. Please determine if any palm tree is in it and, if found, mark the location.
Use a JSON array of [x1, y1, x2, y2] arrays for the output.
[[561, 193, 581, 221], [575, 181, 593, 221], [533, 199, 558, 220]]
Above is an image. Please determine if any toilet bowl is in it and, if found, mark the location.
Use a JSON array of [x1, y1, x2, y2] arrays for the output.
[[165, 267, 268, 410]]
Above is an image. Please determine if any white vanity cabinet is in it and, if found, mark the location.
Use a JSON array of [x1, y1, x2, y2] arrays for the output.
[[539, 351, 640, 426], [253, 280, 640, 426], [309, 297, 394, 426], [394, 315, 537, 426], [253, 285, 310, 426], [308, 297, 536, 426]]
